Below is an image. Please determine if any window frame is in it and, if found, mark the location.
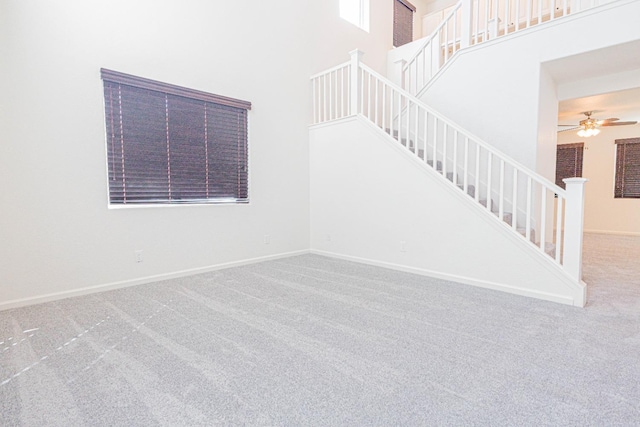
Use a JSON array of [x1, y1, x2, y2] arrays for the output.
[[100, 69, 251, 207], [339, 0, 370, 32], [614, 137, 640, 199]]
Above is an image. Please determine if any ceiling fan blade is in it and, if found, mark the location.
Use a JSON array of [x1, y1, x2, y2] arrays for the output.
[[558, 124, 579, 127], [557, 127, 580, 132], [600, 121, 638, 126], [598, 117, 619, 124]]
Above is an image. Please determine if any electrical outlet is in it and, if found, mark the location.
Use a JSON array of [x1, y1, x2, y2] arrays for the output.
[[400, 241, 407, 252], [326, 234, 332, 242], [263, 235, 270, 244], [134, 250, 143, 263]]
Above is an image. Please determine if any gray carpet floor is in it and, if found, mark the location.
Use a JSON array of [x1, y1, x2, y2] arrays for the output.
[[1, 233, 639, 426]]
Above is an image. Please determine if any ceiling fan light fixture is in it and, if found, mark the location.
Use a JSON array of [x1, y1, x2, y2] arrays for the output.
[[577, 127, 600, 137], [576, 114, 601, 137]]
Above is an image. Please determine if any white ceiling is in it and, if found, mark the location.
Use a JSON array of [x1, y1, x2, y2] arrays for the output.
[[544, 40, 640, 132], [558, 86, 640, 128]]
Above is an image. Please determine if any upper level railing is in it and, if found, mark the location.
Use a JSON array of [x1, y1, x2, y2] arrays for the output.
[[402, 0, 613, 95], [311, 50, 587, 282]]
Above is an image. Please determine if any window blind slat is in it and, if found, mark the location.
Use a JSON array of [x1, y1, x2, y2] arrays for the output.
[[555, 143, 584, 190], [394, 0, 414, 47], [102, 74, 249, 205], [615, 138, 640, 198]]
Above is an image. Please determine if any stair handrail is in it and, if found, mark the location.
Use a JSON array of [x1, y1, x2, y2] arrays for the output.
[[401, 0, 581, 96], [401, 1, 464, 94], [310, 51, 588, 282], [360, 63, 565, 196]]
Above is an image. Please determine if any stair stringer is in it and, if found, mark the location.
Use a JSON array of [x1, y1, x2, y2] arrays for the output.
[[310, 115, 586, 307]]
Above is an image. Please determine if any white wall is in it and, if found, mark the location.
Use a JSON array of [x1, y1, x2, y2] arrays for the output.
[[0, 0, 409, 309], [420, 0, 640, 181], [310, 117, 585, 306], [0, 0, 315, 308], [558, 126, 640, 235]]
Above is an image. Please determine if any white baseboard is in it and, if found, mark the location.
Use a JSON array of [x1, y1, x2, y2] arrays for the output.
[[0, 250, 310, 312], [585, 229, 640, 237], [310, 249, 581, 307]]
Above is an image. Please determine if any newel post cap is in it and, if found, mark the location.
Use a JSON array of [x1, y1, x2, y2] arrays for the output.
[[349, 49, 364, 60], [563, 177, 589, 186]]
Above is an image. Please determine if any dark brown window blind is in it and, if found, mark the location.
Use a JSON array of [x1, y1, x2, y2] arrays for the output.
[[555, 142, 584, 190], [101, 69, 251, 205], [615, 137, 640, 198], [394, 0, 415, 47]]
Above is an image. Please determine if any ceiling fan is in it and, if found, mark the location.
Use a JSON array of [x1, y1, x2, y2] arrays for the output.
[[558, 111, 638, 137]]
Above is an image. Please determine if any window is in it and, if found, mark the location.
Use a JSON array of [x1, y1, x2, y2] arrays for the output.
[[101, 69, 250, 205], [615, 137, 640, 198], [394, 0, 416, 47], [340, 0, 370, 32], [555, 142, 584, 190]]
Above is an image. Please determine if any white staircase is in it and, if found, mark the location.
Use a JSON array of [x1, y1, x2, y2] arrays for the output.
[[304, 0, 625, 306], [311, 50, 587, 286]]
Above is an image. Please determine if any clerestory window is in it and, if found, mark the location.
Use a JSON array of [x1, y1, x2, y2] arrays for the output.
[[340, 0, 370, 32]]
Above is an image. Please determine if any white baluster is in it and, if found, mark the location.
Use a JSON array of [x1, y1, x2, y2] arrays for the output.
[[475, 144, 480, 202], [423, 110, 429, 161], [329, 71, 333, 120], [505, 0, 510, 34], [341, 67, 345, 118], [460, 0, 473, 48], [526, 177, 532, 241], [360, 68, 364, 116], [382, 85, 386, 131], [367, 72, 372, 120], [443, 124, 448, 176], [512, 168, 518, 230], [414, 104, 419, 155], [453, 131, 459, 183], [499, 159, 505, 220], [540, 187, 547, 252], [486, 152, 492, 211], [323, 74, 327, 122], [464, 137, 469, 194], [555, 195, 563, 263], [398, 93, 402, 144], [433, 120, 438, 170], [349, 50, 363, 116], [538, 0, 543, 24], [312, 78, 317, 124], [375, 78, 379, 126], [444, 21, 449, 62], [484, 0, 489, 41]]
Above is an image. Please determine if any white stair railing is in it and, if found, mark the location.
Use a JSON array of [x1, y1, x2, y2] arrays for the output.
[[403, 0, 609, 95], [311, 50, 587, 282]]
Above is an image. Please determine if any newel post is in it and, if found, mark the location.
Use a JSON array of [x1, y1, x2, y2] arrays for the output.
[[349, 49, 364, 116], [562, 178, 588, 281], [460, 0, 473, 48], [394, 58, 407, 91]]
